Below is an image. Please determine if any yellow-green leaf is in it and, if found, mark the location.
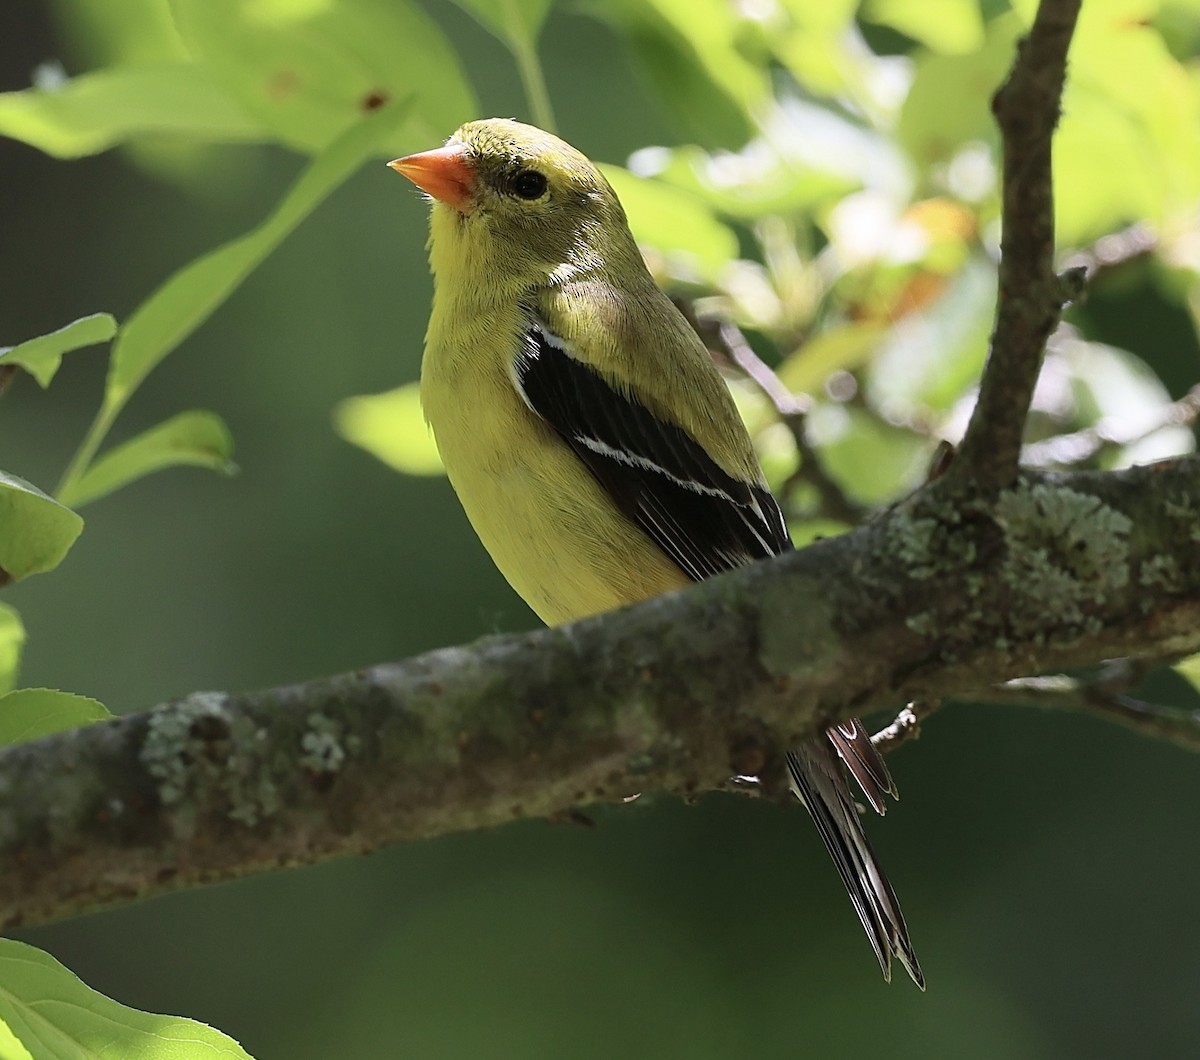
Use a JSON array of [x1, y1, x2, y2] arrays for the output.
[[62, 410, 236, 509], [107, 98, 414, 405], [0, 689, 112, 748], [778, 322, 887, 396], [1175, 654, 1200, 696], [0, 939, 254, 1058], [0, 65, 265, 158], [170, 0, 474, 153], [898, 15, 1021, 170], [0, 313, 116, 388], [0, 604, 24, 696], [0, 473, 83, 580], [334, 383, 444, 476], [862, 0, 984, 55], [450, 0, 555, 42], [599, 164, 738, 281]]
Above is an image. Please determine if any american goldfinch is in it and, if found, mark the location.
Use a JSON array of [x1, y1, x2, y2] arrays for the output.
[[390, 118, 923, 988]]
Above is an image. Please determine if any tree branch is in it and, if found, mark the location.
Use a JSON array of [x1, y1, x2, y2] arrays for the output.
[[971, 669, 1200, 751], [952, 0, 1084, 492], [2, 458, 1199, 930]]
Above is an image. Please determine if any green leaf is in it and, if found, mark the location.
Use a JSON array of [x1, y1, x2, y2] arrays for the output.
[[335, 383, 444, 476], [1054, 12, 1200, 244], [898, 14, 1020, 171], [0, 313, 116, 388], [0, 472, 84, 580], [170, 0, 475, 154], [62, 411, 236, 509], [0, 689, 112, 748], [107, 98, 415, 405], [598, 164, 738, 281], [778, 322, 887, 396], [0, 939, 254, 1058], [590, 0, 761, 148], [641, 142, 852, 222], [862, 0, 984, 55], [449, 0, 556, 131], [814, 406, 929, 504], [0, 604, 25, 696], [0, 65, 265, 158], [451, 0, 554, 40], [865, 256, 997, 414]]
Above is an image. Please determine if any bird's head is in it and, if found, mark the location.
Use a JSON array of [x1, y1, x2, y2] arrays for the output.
[[390, 118, 638, 293]]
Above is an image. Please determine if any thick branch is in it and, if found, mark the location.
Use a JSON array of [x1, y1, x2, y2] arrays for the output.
[[953, 0, 1083, 491], [2, 458, 1198, 930]]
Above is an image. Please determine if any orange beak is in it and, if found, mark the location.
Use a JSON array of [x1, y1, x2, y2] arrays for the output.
[[388, 144, 476, 213]]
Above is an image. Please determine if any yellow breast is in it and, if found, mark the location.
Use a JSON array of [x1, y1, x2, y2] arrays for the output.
[[420, 306, 687, 627]]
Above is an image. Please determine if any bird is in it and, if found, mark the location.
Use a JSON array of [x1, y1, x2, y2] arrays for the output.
[[389, 118, 923, 988]]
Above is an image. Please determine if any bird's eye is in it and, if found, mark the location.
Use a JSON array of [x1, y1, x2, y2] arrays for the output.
[[509, 168, 548, 200]]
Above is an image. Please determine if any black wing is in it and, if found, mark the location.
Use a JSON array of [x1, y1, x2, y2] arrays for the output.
[[513, 316, 790, 581]]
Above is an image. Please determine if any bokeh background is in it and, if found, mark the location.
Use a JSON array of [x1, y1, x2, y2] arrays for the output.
[[3, 0, 1200, 1057]]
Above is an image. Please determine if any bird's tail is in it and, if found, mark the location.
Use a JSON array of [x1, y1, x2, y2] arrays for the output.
[[786, 727, 924, 989]]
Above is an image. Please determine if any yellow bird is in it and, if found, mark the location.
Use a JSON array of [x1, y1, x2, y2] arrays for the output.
[[390, 118, 922, 987]]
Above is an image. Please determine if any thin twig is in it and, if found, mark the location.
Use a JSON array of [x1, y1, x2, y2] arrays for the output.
[[1061, 222, 1158, 283], [871, 699, 944, 754], [678, 301, 870, 525], [970, 671, 1200, 752], [1024, 382, 1200, 467], [952, 0, 1084, 493]]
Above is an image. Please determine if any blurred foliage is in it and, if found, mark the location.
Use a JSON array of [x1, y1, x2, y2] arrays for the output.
[[0, 0, 1198, 1056]]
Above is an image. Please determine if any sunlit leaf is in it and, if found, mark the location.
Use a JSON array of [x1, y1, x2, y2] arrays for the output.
[[637, 141, 851, 222], [0, 66, 264, 158], [0, 1019, 31, 1060], [0, 605, 24, 696], [0, 313, 116, 388], [0, 689, 112, 748], [62, 411, 236, 509], [1175, 654, 1200, 696], [776, 0, 857, 33], [778, 322, 888, 396], [865, 256, 997, 415], [107, 98, 414, 405], [1055, 13, 1200, 244], [334, 382, 444, 476], [812, 405, 929, 503], [170, 0, 475, 153], [898, 14, 1021, 170], [863, 0, 984, 55], [0, 473, 83, 581], [599, 164, 738, 281], [0, 939, 254, 1058]]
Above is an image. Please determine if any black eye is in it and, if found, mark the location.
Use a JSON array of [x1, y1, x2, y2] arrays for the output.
[[509, 168, 548, 200]]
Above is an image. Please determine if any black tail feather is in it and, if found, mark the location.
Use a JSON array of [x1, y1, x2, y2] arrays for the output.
[[787, 739, 924, 989], [826, 719, 898, 816]]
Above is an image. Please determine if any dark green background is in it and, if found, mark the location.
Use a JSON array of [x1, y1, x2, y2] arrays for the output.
[[3, 1, 1199, 1057]]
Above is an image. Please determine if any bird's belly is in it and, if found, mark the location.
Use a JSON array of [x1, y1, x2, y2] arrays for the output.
[[433, 397, 688, 626]]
